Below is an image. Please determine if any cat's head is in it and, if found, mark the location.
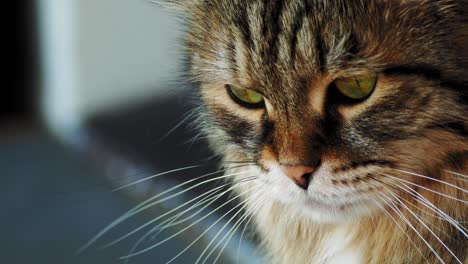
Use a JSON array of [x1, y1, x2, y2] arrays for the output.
[[166, 0, 467, 222]]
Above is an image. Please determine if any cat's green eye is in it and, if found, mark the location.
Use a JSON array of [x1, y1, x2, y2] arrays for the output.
[[334, 75, 377, 100], [227, 85, 264, 108]]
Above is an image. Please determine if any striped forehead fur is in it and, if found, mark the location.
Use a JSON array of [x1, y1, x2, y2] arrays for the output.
[[177, 0, 466, 84]]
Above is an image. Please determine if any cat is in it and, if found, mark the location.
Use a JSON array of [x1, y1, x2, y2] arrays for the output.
[[83, 1, 467, 263], [161, 0, 468, 263]]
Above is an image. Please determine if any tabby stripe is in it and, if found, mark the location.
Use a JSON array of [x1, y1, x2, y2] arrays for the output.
[[384, 65, 467, 105], [227, 28, 238, 78], [288, 2, 309, 66], [233, 2, 253, 49], [427, 122, 468, 138], [444, 151, 468, 168], [316, 26, 327, 72], [262, 0, 286, 63]]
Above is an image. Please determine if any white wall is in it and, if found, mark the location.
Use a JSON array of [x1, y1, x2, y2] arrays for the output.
[[38, 0, 185, 136]]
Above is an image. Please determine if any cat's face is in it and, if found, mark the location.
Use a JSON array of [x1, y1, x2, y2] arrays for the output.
[[179, 0, 467, 222]]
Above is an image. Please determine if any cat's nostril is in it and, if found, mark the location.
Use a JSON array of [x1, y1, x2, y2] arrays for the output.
[[280, 165, 316, 190]]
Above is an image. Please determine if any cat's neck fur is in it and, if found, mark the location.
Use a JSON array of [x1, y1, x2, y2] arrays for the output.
[[253, 200, 365, 264]]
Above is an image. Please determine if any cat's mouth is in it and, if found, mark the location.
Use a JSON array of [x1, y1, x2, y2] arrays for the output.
[[256, 163, 385, 221]]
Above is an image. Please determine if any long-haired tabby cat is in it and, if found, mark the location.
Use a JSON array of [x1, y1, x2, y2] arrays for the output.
[[85, 0, 467, 263], [164, 0, 467, 263]]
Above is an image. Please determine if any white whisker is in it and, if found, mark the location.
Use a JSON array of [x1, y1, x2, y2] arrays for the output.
[[236, 204, 258, 264], [396, 182, 468, 237], [121, 179, 257, 264], [78, 169, 249, 253], [121, 184, 257, 260], [380, 173, 468, 204], [198, 193, 267, 264], [390, 193, 462, 264], [148, 178, 258, 240], [382, 192, 446, 264], [113, 165, 203, 192], [446, 170, 468, 180], [394, 169, 468, 194], [372, 194, 429, 263], [103, 181, 232, 248], [160, 109, 198, 141], [162, 186, 260, 264], [211, 194, 268, 264]]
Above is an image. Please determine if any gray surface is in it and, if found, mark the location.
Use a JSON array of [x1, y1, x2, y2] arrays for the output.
[[0, 132, 218, 264]]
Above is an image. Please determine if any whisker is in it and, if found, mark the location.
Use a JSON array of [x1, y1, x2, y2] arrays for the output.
[[102, 182, 233, 248], [382, 193, 446, 263], [446, 170, 468, 180], [398, 196, 462, 240], [211, 194, 268, 264], [78, 169, 250, 253], [389, 193, 462, 263], [236, 205, 258, 264], [197, 193, 267, 264], [131, 164, 251, 211], [221, 160, 257, 165], [380, 173, 468, 204], [160, 109, 198, 141], [394, 169, 468, 194], [371, 194, 429, 263], [121, 178, 257, 264], [166, 186, 262, 264], [120, 182, 258, 260], [371, 174, 468, 235], [148, 178, 258, 241], [113, 165, 203, 192], [396, 182, 468, 236]]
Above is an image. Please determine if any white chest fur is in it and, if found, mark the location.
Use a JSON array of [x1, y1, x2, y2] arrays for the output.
[[314, 227, 363, 264]]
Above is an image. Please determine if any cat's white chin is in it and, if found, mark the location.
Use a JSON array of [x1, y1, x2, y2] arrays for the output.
[[257, 164, 380, 223]]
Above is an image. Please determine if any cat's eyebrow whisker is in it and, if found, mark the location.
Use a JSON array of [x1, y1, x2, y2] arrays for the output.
[[185, 131, 205, 145], [79, 169, 251, 253], [380, 173, 468, 204], [198, 193, 268, 264], [120, 178, 259, 264], [120, 185, 258, 260], [389, 192, 463, 264], [393, 169, 468, 194], [381, 192, 446, 264], [160, 108, 198, 141]]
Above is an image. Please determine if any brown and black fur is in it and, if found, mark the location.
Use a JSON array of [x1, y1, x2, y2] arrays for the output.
[[162, 0, 467, 263]]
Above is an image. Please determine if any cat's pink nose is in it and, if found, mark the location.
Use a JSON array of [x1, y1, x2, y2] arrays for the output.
[[280, 165, 316, 189]]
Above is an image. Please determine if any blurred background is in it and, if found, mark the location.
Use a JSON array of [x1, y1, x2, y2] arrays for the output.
[[4, 1, 262, 263]]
